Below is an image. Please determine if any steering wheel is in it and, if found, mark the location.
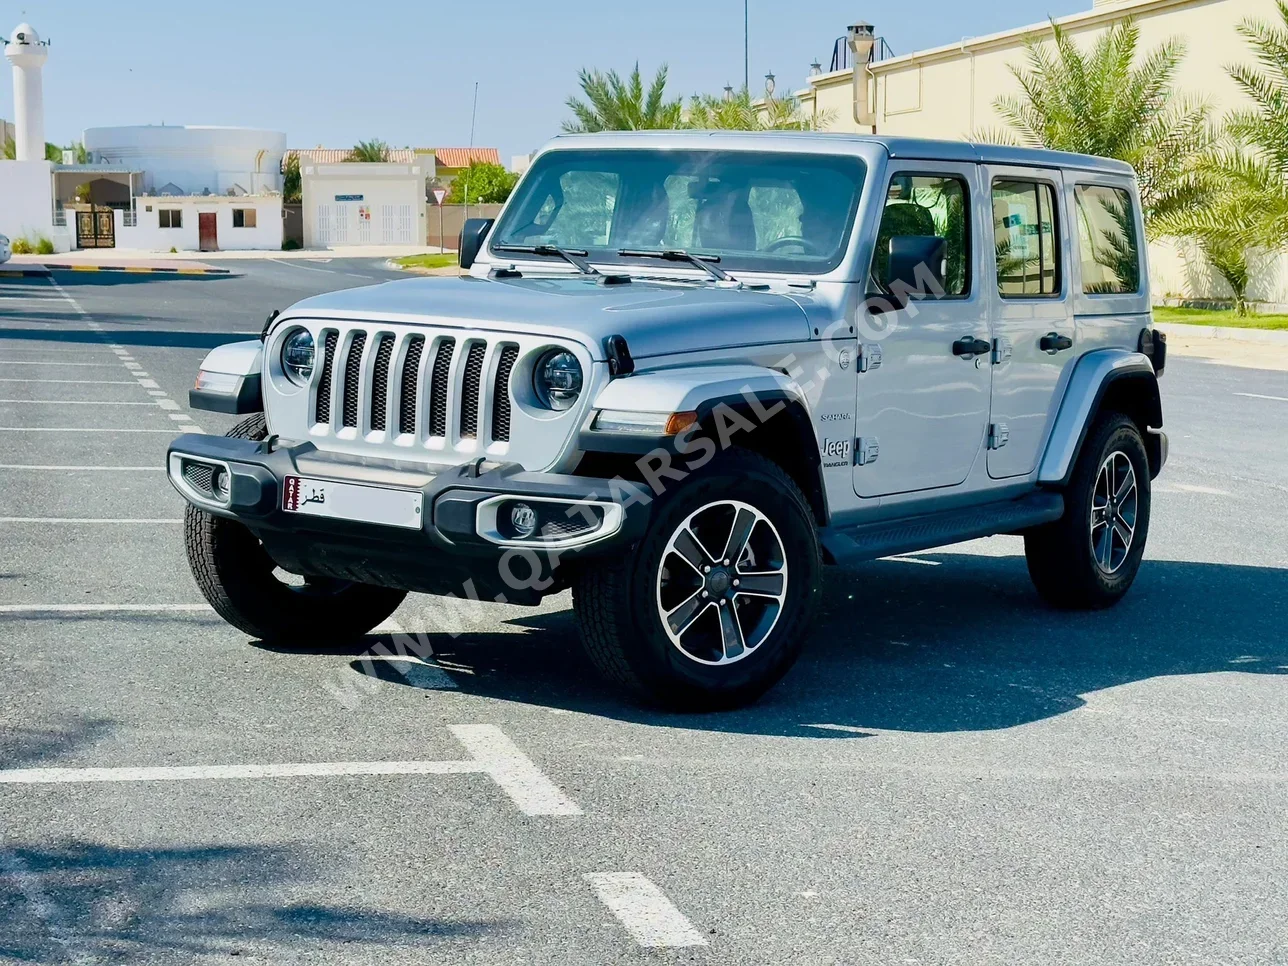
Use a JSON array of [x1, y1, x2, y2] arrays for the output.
[[765, 235, 823, 255]]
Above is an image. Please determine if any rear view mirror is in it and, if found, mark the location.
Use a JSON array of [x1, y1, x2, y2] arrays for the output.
[[886, 235, 946, 300], [459, 218, 495, 270]]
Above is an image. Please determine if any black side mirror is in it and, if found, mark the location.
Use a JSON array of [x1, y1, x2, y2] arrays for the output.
[[459, 218, 495, 270], [886, 235, 946, 301]]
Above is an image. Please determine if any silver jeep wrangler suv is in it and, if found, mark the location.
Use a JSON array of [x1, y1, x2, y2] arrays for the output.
[[170, 132, 1167, 709]]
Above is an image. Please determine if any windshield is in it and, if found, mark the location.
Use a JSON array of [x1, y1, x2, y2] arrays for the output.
[[491, 149, 867, 275]]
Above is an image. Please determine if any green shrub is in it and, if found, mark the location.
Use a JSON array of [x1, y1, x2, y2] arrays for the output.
[[281, 238, 302, 250], [169, 246, 178, 254], [35, 236, 55, 255], [9, 237, 33, 254]]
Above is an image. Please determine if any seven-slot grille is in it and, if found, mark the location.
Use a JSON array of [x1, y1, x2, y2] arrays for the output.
[[311, 327, 522, 447]]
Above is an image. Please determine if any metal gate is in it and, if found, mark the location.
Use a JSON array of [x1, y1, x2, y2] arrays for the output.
[[75, 207, 115, 248]]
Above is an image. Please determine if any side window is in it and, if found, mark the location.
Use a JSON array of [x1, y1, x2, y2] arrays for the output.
[[993, 180, 1059, 297], [870, 173, 969, 296], [1075, 185, 1140, 295]]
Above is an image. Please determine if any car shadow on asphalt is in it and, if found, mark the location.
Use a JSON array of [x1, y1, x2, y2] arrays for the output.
[[0, 838, 498, 963], [338, 553, 1288, 737]]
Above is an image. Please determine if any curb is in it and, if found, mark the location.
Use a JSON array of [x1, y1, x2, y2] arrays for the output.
[[40, 264, 234, 275], [1155, 322, 1288, 346]]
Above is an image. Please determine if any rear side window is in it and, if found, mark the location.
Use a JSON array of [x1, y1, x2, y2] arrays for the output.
[[1075, 185, 1140, 295], [870, 173, 970, 296], [993, 180, 1059, 297]]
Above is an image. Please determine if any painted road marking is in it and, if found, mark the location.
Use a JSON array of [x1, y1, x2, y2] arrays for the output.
[[1234, 392, 1288, 402], [0, 724, 582, 817], [0, 603, 210, 614], [269, 258, 337, 274], [448, 725, 582, 816], [0, 428, 178, 433], [583, 873, 708, 948]]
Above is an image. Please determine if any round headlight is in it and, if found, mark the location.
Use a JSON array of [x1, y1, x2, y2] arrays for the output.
[[281, 329, 315, 386], [533, 350, 582, 411]]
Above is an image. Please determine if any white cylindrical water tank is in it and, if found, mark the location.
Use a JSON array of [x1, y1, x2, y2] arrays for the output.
[[5, 23, 49, 162]]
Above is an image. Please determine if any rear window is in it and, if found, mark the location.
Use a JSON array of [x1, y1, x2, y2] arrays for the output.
[[1075, 185, 1140, 295]]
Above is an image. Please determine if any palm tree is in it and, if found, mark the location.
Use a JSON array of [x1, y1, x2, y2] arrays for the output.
[[983, 20, 1213, 234], [1153, 2, 1288, 314], [563, 64, 684, 132], [346, 139, 391, 163], [1222, 0, 1288, 247], [685, 87, 833, 131]]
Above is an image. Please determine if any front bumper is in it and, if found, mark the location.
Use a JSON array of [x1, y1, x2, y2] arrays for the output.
[[167, 433, 649, 602]]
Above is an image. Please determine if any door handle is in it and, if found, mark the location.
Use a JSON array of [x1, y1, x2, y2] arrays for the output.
[[1040, 332, 1073, 353], [952, 336, 992, 357]]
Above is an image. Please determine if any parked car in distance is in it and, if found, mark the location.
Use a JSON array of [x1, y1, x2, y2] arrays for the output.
[[169, 132, 1168, 710], [0, 234, 11, 264]]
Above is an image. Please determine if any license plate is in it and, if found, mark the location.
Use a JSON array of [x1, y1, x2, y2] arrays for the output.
[[282, 476, 423, 530]]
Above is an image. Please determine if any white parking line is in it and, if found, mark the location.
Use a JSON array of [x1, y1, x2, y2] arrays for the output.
[[449, 725, 583, 816], [0, 603, 209, 614], [0, 427, 177, 433], [0, 724, 583, 817], [583, 873, 708, 948], [1234, 391, 1288, 402], [269, 258, 337, 274]]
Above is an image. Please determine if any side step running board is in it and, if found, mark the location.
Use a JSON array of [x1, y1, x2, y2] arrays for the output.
[[821, 491, 1064, 564]]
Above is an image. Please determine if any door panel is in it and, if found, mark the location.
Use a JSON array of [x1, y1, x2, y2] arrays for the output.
[[198, 212, 218, 252], [985, 167, 1075, 479], [853, 162, 992, 498]]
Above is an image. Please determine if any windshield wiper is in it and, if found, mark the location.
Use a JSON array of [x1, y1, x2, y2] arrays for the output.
[[617, 248, 733, 283], [493, 244, 598, 276]]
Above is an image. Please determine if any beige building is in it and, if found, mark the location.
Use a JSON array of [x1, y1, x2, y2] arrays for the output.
[[792, 0, 1287, 307]]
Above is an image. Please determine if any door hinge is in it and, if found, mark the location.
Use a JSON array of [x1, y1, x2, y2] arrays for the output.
[[988, 423, 1009, 450], [992, 338, 1012, 366], [854, 437, 880, 466], [858, 343, 883, 373]]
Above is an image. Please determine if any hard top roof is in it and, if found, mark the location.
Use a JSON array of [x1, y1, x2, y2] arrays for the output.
[[544, 130, 1135, 177]]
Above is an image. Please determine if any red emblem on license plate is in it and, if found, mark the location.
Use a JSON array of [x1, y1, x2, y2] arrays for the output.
[[282, 475, 301, 511]]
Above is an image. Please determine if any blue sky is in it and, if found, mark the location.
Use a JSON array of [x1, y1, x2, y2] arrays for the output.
[[4, 0, 1082, 162]]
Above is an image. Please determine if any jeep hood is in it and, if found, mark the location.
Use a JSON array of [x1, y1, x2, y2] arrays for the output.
[[282, 275, 811, 360]]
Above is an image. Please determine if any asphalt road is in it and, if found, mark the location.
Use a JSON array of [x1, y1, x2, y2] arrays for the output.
[[2, 260, 1287, 965]]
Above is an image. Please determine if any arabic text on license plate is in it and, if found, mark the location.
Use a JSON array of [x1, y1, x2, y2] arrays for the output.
[[282, 476, 423, 530]]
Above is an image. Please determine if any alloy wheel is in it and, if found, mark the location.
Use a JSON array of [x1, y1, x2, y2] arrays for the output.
[[1089, 450, 1138, 574], [655, 500, 788, 666]]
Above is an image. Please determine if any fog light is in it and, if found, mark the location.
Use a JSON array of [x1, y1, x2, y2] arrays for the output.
[[510, 502, 537, 538], [211, 465, 231, 501]]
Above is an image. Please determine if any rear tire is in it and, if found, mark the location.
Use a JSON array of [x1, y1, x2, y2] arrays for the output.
[[572, 449, 821, 710], [1025, 413, 1151, 609], [184, 413, 407, 644]]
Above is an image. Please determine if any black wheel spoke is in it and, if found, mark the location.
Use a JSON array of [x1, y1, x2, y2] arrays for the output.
[[721, 508, 757, 567], [666, 592, 710, 638], [717, 604, 745, 661], [670, 525, 711, 575], [734, 571, 785, 598]]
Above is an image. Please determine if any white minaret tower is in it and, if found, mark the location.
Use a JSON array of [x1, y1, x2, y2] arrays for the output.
[[5, 23, 50, 162]]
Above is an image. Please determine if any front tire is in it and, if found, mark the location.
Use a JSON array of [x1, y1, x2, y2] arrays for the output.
[[184, 414, 407, 644], [572, 449, 821, 710], [1025, 413, 1151, 609]]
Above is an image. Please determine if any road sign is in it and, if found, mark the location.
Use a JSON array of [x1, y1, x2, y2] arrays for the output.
[[432, 188, 447, 206]]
